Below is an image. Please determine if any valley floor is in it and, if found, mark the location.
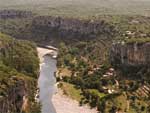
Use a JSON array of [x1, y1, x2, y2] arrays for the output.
[[52, 89, 98, 113]]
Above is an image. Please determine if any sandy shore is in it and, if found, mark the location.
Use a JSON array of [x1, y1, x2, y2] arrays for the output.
[[37, 47, 54, 62], [52, 89, 98, 113], [37, 47, 98, 113]]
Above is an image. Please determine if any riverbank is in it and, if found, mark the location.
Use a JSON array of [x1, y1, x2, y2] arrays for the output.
[[52, 88, 98, 113], [37, 47, 97, 113]]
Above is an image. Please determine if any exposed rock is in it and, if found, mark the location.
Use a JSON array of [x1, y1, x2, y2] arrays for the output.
[[110, 41, 150, 69], [0, 10, 33, 19], [0, 77, 27, 113], [32, 16, 117, 40]]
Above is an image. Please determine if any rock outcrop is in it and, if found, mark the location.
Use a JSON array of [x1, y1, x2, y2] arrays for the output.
[[110, 41, 150, 68], [32, 16, 116, 40], [0, 77, 27, 113], [0, 10, 33, 19]]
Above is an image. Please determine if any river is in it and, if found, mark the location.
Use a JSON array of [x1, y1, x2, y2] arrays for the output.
[[37, 47, 57, 113], [37, 47, 97, 113]]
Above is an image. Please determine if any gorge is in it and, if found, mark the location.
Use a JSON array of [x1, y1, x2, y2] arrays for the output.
[[0, 8, 150, 113]]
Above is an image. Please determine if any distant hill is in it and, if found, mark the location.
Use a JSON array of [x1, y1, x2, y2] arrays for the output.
[[0, 0, 150, 17]]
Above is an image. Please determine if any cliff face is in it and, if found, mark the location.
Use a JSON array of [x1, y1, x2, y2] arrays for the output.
[[0, 77, 26, 113], [0, 10, 33, 19], [32, 16, 116, 40], [110, 41, 150, 68], [0, 11, 117, 45]]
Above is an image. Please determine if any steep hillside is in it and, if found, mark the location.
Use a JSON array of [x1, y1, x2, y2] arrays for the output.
[[111, 40, 150, 67], [0, 33, 40, 113], [110, 38, 150, 79], [31, 16, 116, 43]]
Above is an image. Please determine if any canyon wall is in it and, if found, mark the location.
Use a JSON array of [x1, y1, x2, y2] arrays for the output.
[[0, 10, 117, 45], [31, 16, 116, 40], [110, 41, 150, 70]]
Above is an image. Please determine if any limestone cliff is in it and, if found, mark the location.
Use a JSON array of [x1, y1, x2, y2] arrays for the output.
[[0, 76, 27, 113], [0, 11, 117, 45], [32, 16, 116, 40], [110, 41, 150, 72]]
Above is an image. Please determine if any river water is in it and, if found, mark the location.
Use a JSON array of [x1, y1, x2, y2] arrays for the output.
[[38, 55, 57, 113]]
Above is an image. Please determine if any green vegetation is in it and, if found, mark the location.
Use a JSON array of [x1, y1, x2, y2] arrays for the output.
[[0, 32, 40, 113], [100, 15, 150, 34], [59, 82, 83, 102], [86, 89, 106, 98], [98, 93, 128, 113], [125, 37, 150, 43], [57, 27, 150, 112], [0, 33, 39, 77]]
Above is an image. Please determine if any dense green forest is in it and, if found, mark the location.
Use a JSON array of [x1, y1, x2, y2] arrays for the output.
[[0, 33, 40, 113]]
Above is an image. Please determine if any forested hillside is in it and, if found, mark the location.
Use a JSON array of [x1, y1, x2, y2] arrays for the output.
[[0, 33, 40, 113]]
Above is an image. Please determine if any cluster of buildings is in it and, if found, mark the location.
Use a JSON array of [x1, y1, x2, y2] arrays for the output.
[[103, 68, 116, 78]]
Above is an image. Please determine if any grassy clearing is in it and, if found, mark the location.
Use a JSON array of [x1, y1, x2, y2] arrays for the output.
[[87, 89, 106, 99], [60, 82, 83, 102], [58, 68, 72, 77]]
